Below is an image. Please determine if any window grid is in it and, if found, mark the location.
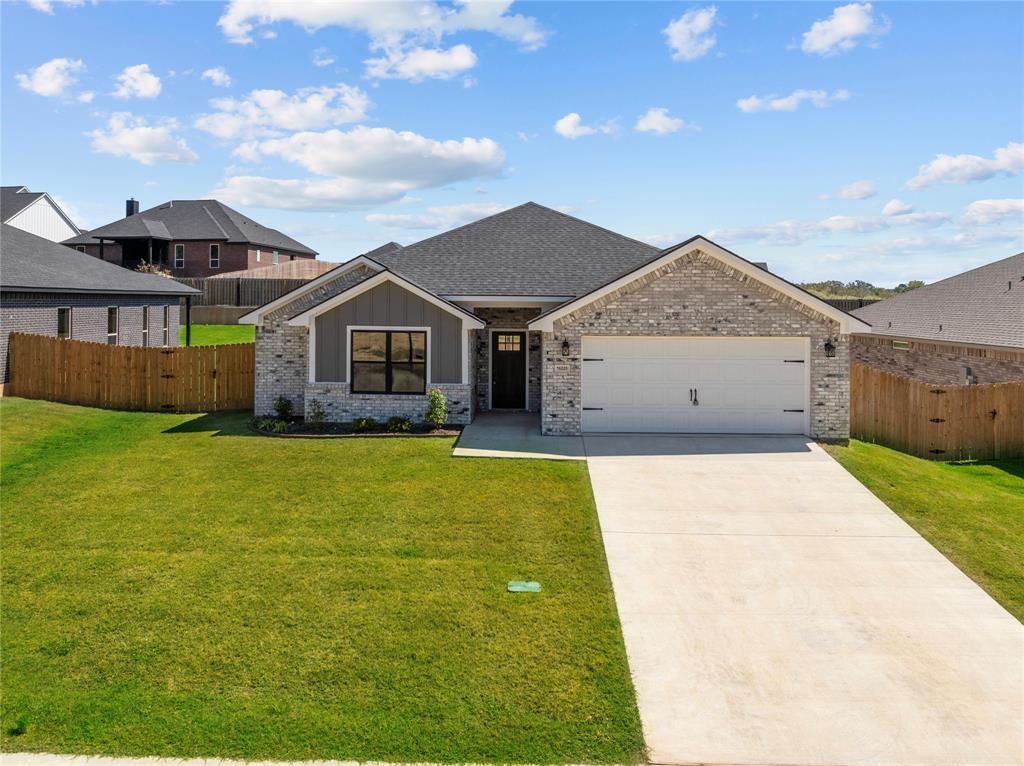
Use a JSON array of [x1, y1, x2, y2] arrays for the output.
[[497, 334, 521, 352], [351, 330, 427, 395], [209, 244, 220, 269]]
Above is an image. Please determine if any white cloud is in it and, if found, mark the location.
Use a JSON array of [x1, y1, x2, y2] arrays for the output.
[[27, 0, 85, 13], [365, 44, 477, 82], [961, 198, 1024, 226], [111, 64, 162, 99], [201, 67, 232, 87], [882, 199, 914, 216], [217, 0, 546, 80], [367, 202, 511, 229], [737, 88, 849, 113], [801, 2, 890, 56], [663, 6, 717, 62], [312, 47, 335, 68], [554, 112, 616, 140], [77, 90, 95, 103], [635, 107, 695, 135], [905, 142, 1024, 189], [195, 84, 371, 140], [709, 210, 950, 246], [14, 57, 84, 98], [88, 112, 197, 165], [216, 125, 506, 211], [820, 180, 877, 200]]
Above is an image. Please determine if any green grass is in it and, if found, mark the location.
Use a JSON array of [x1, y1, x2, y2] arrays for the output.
[[825, 440, 1024, 621], [0, 398, 643, 763], [179, 324, 254, 346]]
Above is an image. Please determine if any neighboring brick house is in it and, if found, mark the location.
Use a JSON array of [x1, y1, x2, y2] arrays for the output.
[[242, 203, 868, 438], [62, 199, 316, 278], [851, 253, 1024, 384], [0, 224, 199, 383]]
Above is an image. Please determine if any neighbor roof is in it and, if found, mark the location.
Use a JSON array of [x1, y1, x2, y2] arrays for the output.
[[1, 224, 199, 295], [373, 202, 659, 296], [853, 253, 1024, 348], [1, 186, 43, 222], [63, 199, 316, 255]]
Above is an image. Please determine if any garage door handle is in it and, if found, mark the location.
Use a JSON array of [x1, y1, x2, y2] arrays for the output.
[[692, 387, 699, 406], [583, 407, 604, 411]]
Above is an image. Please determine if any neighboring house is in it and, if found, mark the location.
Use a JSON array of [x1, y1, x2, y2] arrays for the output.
[[1, 185, 81, 242], [851, 253, 1024, 384], [209, 259, 343, 280], [242, 203, 868, 437], [63, 199, 317, 278], [0, 223, 200, 383]]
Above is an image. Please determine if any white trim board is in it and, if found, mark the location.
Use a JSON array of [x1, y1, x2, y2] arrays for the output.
[[238, 255, 385, 325], [287, 270, 485, 330], [528, 237, 872, 334]]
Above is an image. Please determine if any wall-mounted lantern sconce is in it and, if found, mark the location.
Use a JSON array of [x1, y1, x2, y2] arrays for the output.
[[561, 339, 571, 357], [823, 338, 837, 358]]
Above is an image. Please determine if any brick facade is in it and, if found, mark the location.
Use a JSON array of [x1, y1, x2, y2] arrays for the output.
[[539, 249, 850, 439], [0, 291, 181, 382], [304, 382, 474, 425], [851, 335, 1024, 384], [471, 307, 542, 413], [75, 240, 312, 278]]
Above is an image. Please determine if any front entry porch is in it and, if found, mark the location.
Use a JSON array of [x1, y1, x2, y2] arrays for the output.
[[453, 411, 585, 460]]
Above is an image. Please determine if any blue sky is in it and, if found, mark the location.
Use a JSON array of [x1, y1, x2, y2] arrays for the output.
[[3, 1, 1022, 285]]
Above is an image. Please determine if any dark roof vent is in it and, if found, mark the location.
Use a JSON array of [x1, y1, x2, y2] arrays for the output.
[[126, 198, 140, 217]]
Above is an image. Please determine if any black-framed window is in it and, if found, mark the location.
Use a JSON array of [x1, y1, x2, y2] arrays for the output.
[[173, 244, 185, 269], [106, 307, 118, 345], [209, 243, 220, 268], [142, 306, 150, 346], [351, 330, 426, 394], [75, 245, 86, 253], [57, 307, 72, 339], [162, 306, 169, 347]]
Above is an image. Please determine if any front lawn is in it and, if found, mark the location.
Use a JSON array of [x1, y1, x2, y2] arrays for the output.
[[825, 440, 1023, 621], [0, 398, 643, 763], [179, 323, 254, 346]]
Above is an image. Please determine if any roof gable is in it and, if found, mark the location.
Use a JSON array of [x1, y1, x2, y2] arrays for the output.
[[373, 202, 659, 297], [529, 236, 872, 333], [853, 252, 1024, 348]]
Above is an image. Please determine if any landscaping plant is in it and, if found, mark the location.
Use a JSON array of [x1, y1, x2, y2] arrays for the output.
[[308, 399, 327, 431], [425, 388, 448, 429], [352, 417, 379, 433], [387, 416, 413, 433], [273, 395, 294, 421]]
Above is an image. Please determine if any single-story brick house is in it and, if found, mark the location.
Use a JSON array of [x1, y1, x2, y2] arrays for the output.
[[242, 203, 869, 437], [851, 253, 1024, 384], [0, 223, 199, 383], [62, 199, 317, 278]]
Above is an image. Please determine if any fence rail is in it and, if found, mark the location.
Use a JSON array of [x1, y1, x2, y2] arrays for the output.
[[850, 362, 1023, 460], [7, 333, 254, 412], [174, 277, 307, 307]]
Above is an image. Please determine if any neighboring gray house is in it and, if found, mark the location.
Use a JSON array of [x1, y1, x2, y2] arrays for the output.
[[242, 203, 869, 437], [0, 224, 199, 383], [2, 185, 81, 242], [851, 252, 1024, 384]]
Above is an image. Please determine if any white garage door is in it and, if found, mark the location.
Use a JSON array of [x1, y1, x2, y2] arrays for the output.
[[581, 336, 809, 434]]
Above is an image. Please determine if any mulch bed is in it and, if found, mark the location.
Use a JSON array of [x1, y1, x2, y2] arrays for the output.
[[250, 421, 462, 439]]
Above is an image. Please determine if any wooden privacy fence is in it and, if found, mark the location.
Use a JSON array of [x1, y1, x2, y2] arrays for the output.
[[7, 333, 254, 413], [851, 363, 1024, 460], [173, 278, 306, 307]]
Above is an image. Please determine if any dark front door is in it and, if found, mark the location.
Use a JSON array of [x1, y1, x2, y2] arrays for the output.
[[491, 331, 526, 409]]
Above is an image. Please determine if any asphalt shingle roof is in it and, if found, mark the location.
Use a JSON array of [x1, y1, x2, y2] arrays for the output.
[[1, 186, 45, 223], [1, 224, 199, 295], [853, 252, 1024, 348], [373, 202, 659, 297], [63, 200, 317, 255]]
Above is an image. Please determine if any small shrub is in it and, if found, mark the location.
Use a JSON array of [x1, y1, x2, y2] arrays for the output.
[[134, 260, 172, 277], [271, 419, 288, 434], [308, 399, 326, 431], [352, 417, 379, 433], [273, 395, 294, 420], [6, 713, 28, 737], [425, 388, 448, 429], [387, 416, 413, 433], [251, 417, 274, 431]]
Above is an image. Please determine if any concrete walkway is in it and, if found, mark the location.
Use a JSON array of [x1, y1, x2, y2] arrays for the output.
[[585, 434, 1023, 766], [453, 412, 584, 460]]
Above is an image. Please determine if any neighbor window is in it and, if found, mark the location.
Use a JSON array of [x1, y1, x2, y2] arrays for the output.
[[106, 307, 118, 345], [256, 249, 261, 262], [351, 330, 426, 394], [57, 307, 72, 339], [142, 306, 150, 346], [162, 306, 169, 347], [75, 245, 86, 253], [209, 243, 220, 269], [893, 341, 911, 351], [272, 250, 280, 265], [174, 244, 185, 269]]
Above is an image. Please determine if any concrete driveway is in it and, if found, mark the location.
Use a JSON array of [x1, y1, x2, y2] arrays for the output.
[[585, 434, 1023, 766]]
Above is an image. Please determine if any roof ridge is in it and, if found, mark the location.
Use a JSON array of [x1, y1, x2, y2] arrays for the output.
[[201, 203, 232, 239], [521, 201, 660, 251], [392, 202, 537, 251]]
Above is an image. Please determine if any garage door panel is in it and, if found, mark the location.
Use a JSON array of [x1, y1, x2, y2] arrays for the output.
[[581, 336, 808, 434]]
